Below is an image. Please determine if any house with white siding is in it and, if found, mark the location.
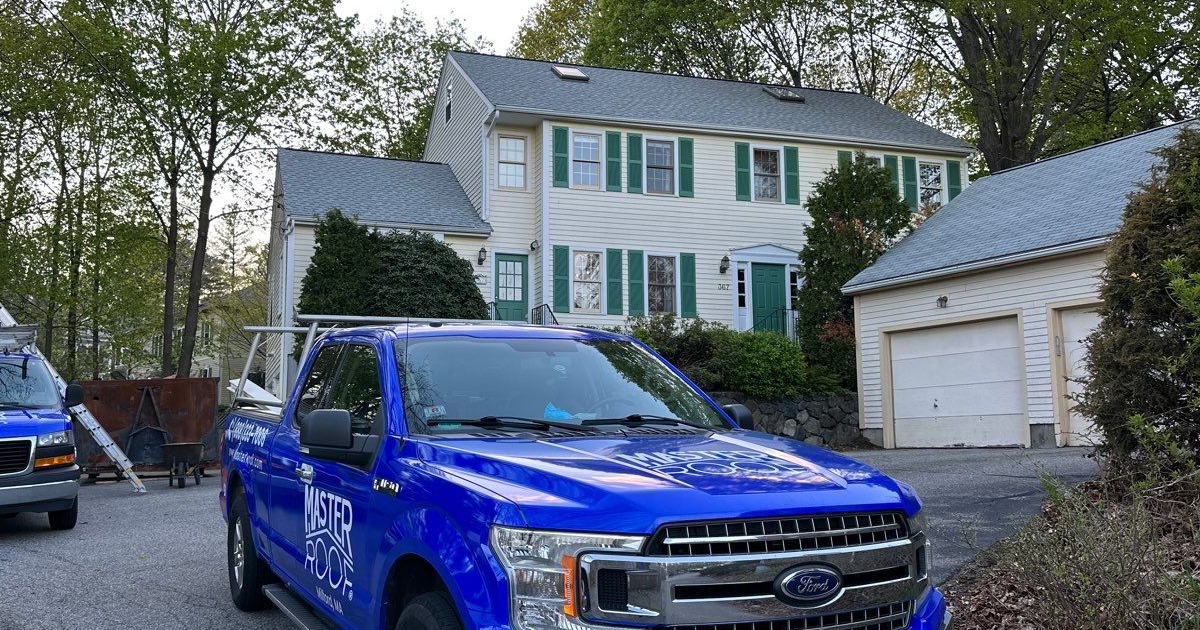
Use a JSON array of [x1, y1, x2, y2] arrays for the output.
[[265, 51, 974, 399], [844, 121, 1192, 449]]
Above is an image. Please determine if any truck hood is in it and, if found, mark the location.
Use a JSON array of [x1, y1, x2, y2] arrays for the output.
[[416, 429, 918, 533], [0, 408, 71, 439]]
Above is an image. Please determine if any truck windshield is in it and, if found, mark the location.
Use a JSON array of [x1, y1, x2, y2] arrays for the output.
[[0, 356, 61, 410], [397, 336, 728, 434]]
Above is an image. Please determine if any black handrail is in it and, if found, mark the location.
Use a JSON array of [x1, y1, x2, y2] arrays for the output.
[[530, 304, 559, 325]]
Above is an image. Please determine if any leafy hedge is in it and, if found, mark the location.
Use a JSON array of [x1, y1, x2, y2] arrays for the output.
[[297, 209, 487, 320], [622, 314, 840, 398]]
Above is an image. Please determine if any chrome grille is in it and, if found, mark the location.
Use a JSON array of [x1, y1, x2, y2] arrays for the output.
[[669, 601, 912, 630], [650, 512, 908, 557], [0, 439, 33, 475]]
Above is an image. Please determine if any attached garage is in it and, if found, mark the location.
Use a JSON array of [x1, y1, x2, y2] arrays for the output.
[[843, 122, 1190, 448], [886, 317, 1026, 447]]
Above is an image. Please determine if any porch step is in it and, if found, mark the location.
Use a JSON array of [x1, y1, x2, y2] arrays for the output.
[[262, 584, 334, 630]]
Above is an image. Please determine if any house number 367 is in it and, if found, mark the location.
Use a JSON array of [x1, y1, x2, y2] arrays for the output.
[[716, 283, 730, 291]]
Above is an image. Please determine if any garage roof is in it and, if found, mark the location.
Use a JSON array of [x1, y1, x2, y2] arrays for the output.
[[844, 120, 1194, 294], [276, 148, 492, 235], [449, 51, 974, 155]]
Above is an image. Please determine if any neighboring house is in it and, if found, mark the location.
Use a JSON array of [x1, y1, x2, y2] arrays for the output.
[[146, 303, 266, 405], [266, 51, 974, 398], [844, 121, 1192, 449]]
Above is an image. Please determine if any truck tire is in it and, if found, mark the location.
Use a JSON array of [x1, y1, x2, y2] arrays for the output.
[[48, 498, 77, 530], [395, 592, 464, 630], [228, 493, 273, 611]]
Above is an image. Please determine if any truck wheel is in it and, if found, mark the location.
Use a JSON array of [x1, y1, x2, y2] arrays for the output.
[[228, 493, 273, 610], [48, 498, 78, 530], [396, 592, 464, 630]]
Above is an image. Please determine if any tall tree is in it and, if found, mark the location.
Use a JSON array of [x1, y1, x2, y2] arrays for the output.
[[320, 10, 489, 159], [511, 0, 593, 63]]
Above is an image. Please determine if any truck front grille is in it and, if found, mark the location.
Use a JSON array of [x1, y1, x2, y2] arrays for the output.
[[649, 512, 908, 557], [669, 600, 912, 630], [0, 439, 33, 475]]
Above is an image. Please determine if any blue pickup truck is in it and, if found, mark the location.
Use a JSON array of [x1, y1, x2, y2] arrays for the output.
[[220, 322, 949, 630], [0, 351, 82, 530]]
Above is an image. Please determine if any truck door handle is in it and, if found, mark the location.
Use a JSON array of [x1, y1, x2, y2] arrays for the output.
[[295, 465, 313, 483]]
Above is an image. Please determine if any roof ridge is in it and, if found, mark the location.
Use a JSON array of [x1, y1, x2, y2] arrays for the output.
[[277, 146, 447, 166], [988, 118, 1198, 177], [448, 49, 868, 97]]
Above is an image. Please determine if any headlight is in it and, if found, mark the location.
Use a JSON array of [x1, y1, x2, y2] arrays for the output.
[[37, 430, 73, 447], [489, 526, 644, 630]]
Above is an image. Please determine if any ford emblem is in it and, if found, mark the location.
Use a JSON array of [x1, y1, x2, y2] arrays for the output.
[[773, 564, 843, 605]]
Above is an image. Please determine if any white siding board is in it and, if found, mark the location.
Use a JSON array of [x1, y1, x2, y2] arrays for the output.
[[424, 59, 490, 213], [857, 250, 1106, 437]]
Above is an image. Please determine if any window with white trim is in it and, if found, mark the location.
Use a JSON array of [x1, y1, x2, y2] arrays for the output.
[[571, 133, 601, 188], [919, 161, 944, 208], [753, 148, 780, 201], [498, 136, 526, 189], [737, 267, 746, 308], [648, 255, 676, 315], [860, 154, 882, 168], [646, 140, 674, 194], [572, 250, 602, 312], [790, 269, 801, 307]]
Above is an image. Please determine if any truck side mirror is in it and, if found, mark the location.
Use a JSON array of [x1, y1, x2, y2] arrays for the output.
[[300, 409, 353, 449], [64, 383, 84, 408], [723, 403, 755, 430]]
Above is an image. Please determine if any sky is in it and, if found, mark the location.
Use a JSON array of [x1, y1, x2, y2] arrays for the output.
[[335, 0, 540, 52]]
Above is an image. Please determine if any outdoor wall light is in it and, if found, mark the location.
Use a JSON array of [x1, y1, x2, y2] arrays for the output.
[[719, 255, 731, 274], [530, 239, 540, 251], [936, 295, 949, 308], [477, 247, 487, 265]]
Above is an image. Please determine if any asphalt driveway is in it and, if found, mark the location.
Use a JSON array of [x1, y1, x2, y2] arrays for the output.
[[0, 447, 1098, 629], [847, 446, 1099, 583]]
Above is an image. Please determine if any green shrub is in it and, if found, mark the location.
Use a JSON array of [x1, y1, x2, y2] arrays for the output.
[[623, 313, 840, 398]]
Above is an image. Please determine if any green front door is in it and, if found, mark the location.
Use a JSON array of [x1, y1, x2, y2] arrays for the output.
[[495, 254, 529, 321], [751, 263, 786, 334]]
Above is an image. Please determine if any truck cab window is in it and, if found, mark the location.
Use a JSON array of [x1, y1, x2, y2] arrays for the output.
[[325, 344, 383, 436], [294, 344, 341, 427]]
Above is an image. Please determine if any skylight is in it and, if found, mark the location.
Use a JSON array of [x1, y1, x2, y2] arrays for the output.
[[764, 86, 805, 103], [552, 65, 589, 81]]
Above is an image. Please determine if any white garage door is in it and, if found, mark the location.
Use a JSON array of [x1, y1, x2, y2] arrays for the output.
[[889, 317, 1026, 447]]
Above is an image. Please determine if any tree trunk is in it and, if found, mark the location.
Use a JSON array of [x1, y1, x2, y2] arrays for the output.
[[160, 177, 179, 376], [66, 156, 85, 381], [176, 167, 214, 378], [43, 138, 69, 363]]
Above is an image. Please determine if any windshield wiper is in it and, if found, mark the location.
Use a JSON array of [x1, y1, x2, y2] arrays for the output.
[[581, 414, 710, 430], [427, 416, 599, 433]]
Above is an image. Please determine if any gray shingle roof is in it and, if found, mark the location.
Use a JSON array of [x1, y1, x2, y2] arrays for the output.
[[276, 148, 491, 234], [844, 121, 1193, 294], [449, 51, 973, 154]]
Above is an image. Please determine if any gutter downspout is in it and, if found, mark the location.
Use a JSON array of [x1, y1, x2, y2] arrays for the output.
[[482, 109, 499, 221]]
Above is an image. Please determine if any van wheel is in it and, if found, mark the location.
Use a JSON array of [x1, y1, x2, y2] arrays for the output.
[[48, 498, 77, 530], [228, 493, 273, 610], [396, 592, 463, 630]]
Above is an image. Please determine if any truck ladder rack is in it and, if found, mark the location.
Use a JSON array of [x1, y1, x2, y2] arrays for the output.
[[0, 303, 146, 493]]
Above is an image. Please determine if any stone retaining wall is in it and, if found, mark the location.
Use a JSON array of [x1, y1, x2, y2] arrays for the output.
[[709, 392, 862, 447]]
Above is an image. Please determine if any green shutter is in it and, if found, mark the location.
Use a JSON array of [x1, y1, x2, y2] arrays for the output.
[[552, 127, 569, 188], [678, 138, 694, 197], [606, 249, 623, 315], [883, 154, 900, 191], [784, 146, 800, 205], [947, 160, 963, 200], [902, 156, 918, 211], [552, 245, 570, 313], [680, 253, 697, 318], [605, 131, 621, 192], [626, 133, 643, 194], [627, 250, 644, 315], [735, 142, 751, 201], [838, 150, 853, 170]]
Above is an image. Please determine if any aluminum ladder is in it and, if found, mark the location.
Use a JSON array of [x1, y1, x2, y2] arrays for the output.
[[0, 303, 146, 493]]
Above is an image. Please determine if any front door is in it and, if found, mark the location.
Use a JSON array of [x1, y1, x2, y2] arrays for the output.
[[1059, 306, 1102, 446], [495, 254, 529, 321], [751, 263, 786, 334]]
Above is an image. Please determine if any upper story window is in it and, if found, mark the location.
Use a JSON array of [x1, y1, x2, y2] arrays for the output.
[[919, 162, 944, 208], [498, 136, 526, 189], [646, 140, 675, 195], [648, 255, 676, 315], [573, 250, 602, 312], [753, 148, 780, 202], [571, 133, 601, 189], [445, 82, 452, 122], [861, 155, 882, 168]]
